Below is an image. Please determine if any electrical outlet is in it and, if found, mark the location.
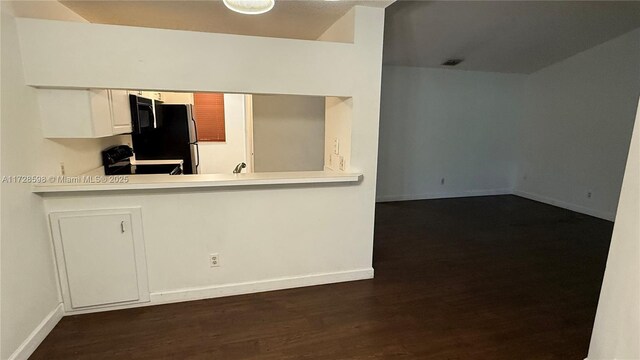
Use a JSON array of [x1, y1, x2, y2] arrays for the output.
[[441, 177, 445, 185], [334, 138, 340, 155], [209, 253, 220, 267], [587, 192, 592, 199], [339, 156, 345, 171], [59, 162, 66, 176]]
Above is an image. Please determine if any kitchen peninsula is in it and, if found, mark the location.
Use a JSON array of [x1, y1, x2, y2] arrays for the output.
[[8, 6, 384, 329], [32, 171, 363, 193]]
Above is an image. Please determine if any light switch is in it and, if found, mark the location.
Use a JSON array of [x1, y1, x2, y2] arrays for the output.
[[330, 154, 340, 171]]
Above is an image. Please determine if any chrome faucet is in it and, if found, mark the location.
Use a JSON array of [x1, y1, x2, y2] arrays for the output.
[[233, 162, 246, 174]]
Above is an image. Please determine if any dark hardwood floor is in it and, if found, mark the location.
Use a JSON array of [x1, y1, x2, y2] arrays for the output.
[[31, 195, 613, 359]]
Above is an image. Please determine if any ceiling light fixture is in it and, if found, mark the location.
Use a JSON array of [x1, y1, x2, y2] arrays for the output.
[[223, 0, 275, 15]]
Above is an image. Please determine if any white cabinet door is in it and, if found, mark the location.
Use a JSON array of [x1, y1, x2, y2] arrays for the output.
[[37, 88, 127, 138], [130, 90, 162, 101], [38, 89, 107, 138], [89, 89, 113, 137], [50, 208, 149, 311], [109, 90, 133, 134]]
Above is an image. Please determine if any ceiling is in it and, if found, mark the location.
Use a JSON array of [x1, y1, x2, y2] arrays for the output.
[[60, 0, 393, 41], [384, 1, 640, 74]]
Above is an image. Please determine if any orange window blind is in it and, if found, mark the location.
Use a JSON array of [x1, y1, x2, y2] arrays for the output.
[[193, 93, 226, 142]]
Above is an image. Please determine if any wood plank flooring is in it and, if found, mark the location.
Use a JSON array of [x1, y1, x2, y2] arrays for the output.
[[30, 195, 613, 359]]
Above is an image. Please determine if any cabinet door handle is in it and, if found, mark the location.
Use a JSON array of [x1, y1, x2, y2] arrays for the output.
[[121, 221, 126, 233]]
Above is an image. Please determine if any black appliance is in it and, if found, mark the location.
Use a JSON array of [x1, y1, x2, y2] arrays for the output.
[[130, 95, 163, 134], [131, 104, 199, 174], [102, 145, 182, 176]]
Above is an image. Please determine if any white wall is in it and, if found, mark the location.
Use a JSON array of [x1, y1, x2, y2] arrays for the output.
[[13, 0, 384, 333], [516, 29, 640, 221], [198, 94, 248, 174], [160, 91, 194, 105], [376, 66, 525, 201], [17, 19, 356, 97], [324, 97, 353, 172], [377, 29, 639, 220], [6, 0, 87, 22], [252, 94, 325, 172], [317, 7, 354, 43], [587, 99, 640, 360], [0, 3, 128, 360]]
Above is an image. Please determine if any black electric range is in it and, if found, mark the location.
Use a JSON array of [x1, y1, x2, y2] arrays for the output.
[[102, 145, 182, 176]]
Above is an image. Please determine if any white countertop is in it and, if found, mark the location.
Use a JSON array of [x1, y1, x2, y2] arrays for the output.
[[130, 158, 184, 166], [32, 171, 363, 194]]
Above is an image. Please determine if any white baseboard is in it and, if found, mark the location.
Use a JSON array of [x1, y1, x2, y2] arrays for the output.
[[376, 188, 615, 221], [514, 190, 616, 221], [64, 268, 375, 315], [150, 268, 374, 305], [8, 303, 64, 360], [376, 188, 512, 202]]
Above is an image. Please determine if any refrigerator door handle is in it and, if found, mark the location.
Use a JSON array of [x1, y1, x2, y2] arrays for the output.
[[151, 100, 157, 129], [194, 142, 200, 173], [191, 115, 199, 143]]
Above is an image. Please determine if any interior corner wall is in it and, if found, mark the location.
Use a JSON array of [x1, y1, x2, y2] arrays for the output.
[[377, 29, 639, 220], [324, 97, 353, 172], [252, 94, 325, 172], [317, 7, 354, 43], [515, 28, 640, 221], [376, 66, 525, 202], [1, 4, 127, 360]]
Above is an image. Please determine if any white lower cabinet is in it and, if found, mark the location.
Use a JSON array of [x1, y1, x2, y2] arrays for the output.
[[50, 208, 149, 311]]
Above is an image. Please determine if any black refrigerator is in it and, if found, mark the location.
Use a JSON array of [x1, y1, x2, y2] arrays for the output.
[[132, 104, 200, 174]]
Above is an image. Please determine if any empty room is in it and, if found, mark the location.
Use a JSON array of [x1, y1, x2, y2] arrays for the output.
[[1, 1, 638, 360]]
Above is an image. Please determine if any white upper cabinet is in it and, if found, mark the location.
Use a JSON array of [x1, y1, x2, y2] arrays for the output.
[[129, 90, 162, 101], [109, 90, 133, 134], [160, 91, 194, 105], [129, 91, 194, 104], [37, 88, 132, 138]]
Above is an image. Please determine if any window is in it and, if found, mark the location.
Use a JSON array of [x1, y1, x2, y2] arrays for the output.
[[193, 93, 226, 142]]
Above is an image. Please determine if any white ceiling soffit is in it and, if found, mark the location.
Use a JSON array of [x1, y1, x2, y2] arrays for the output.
[[59, 0, 394, 41], [384, 1, 640, 74]]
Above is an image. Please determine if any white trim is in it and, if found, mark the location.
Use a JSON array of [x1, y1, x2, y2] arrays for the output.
[[151, 268, 374, 305], [8, 303, 64, 360], [377, 188, 616, 221], [376, 188, 512, 202], [513, 190, 616, 221], [64, 268, 374, 315], [244, 94, 255, 173]]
